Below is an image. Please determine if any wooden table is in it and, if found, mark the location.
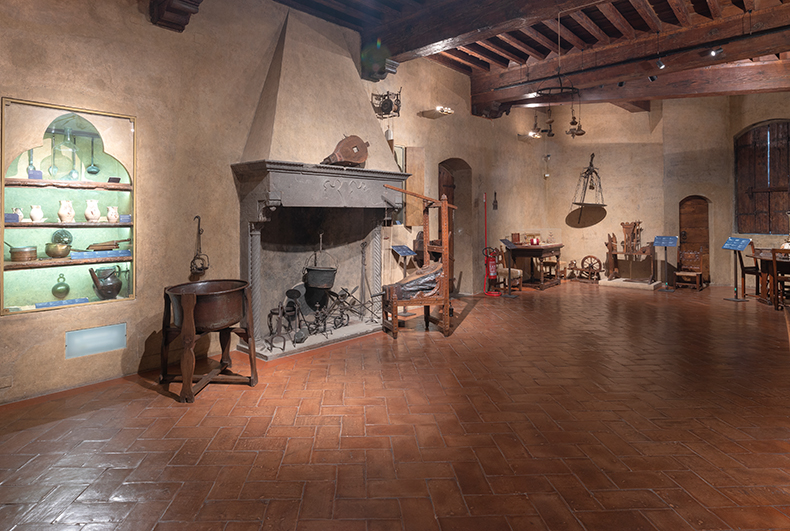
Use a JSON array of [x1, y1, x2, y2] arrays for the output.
[[501, 240, 563, 292], [747, 248, 790, 306]]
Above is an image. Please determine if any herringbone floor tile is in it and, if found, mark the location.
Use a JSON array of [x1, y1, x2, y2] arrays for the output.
[[2, 283, 790, 530]]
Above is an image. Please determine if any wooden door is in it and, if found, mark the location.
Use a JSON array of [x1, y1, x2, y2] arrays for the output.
[[679, 196, 710, 282], [438, 165, 455, 292]]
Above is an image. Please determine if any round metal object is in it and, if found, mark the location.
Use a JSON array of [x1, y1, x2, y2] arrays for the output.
[[8, 246, 36, 262], [52, 229, 73, 245]]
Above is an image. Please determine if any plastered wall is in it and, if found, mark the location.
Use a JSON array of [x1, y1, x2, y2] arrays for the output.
[[0, 0, 788, 404]]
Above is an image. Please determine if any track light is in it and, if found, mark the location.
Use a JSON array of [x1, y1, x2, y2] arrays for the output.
[[656, 58, 665, 69], [617, 81, 625, 87], [648, 75, 657, 82], [710, 47, 723, 56]]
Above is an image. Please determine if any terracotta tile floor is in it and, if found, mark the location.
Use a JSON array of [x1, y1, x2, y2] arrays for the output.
[[2, 283, 790, 530]]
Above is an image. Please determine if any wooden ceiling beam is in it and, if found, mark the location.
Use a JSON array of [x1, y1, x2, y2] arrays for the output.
[[426, 54, 473, 75], [472, 24, 790, 105], [665, 0, 692, 27], [439, 49, 491, 71], [471, 4, 790, 102], [597, 3, 637, 39], [543, 18, 589, 50], [477, 40, 527, 65], [519, 26, 561, 54], [506, 61, 790, 106], [499, 32, 548, 60], [706, 0, 724, 19], [458, 44, 510, 68], [366, 0, 606, 62], [569, 11, 611, 44], [629, 0, 664, 32], [275, 0, 365, 31]]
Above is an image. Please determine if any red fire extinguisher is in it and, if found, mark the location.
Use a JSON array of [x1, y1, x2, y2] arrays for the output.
[[483, 193, 501, 297]]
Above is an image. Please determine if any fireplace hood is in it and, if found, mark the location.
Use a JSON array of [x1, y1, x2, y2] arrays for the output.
[[232, 159, 409, 219]]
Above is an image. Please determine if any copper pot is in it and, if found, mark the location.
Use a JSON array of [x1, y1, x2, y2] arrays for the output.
[[5, 243, 37, 262], [45, 242, 71, 258]]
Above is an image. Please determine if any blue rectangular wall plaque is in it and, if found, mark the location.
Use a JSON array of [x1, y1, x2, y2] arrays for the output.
[[722, 237, 751, 251], [654, 236, 678, 247]]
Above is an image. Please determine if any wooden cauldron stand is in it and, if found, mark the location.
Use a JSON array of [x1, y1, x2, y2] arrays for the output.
[[160, 284, 258, 403]]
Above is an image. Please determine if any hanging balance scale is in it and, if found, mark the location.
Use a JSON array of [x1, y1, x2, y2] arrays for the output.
[[565, 153, 607, 228]]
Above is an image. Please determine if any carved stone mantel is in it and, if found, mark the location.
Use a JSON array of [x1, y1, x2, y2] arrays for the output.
[[150, 0, 203, 32]]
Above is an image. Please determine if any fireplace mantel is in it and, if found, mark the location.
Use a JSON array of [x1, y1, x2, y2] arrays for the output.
[[233, 160, 409, 215]]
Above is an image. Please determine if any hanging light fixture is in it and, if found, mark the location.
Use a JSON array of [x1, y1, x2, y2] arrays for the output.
[[655, 32, 665, 70], [528, 111, 542, 138], [565, 153, 607, 228]]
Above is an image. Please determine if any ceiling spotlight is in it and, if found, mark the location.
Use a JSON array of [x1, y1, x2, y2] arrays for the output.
[[656, 59, 665, 69], [648, 75, 658, 82], [617, 81, 625, 87], [710, 47, 723, 57]]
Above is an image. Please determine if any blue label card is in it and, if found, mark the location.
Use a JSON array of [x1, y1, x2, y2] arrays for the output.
[[391, 245, 416, 257], [654, 236, 678, 247], [722, 237, 751, 251]]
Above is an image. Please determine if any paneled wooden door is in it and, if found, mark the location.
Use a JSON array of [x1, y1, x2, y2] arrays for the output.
[[438, 165, 455, 292], [679, 196, 710, 282]]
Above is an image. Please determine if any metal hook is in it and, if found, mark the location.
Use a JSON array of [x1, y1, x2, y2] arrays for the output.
[[194, 215, 203, 236]]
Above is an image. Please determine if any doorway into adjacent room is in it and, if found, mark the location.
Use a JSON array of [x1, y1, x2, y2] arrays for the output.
[[679, 195, 710, 282], [438, 158, 471, 293]]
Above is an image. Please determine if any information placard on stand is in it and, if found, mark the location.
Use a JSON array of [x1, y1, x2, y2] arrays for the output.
[[653, 236, 678, 292], [723, 237, 751, 302]]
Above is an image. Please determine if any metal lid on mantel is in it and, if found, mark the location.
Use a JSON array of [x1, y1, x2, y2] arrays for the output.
[[231, 159, 410, 210]]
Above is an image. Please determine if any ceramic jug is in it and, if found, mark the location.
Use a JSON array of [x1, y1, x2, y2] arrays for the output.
[[29, 205, 43, 222], [84, 199, 100, 222], [12, 207, 23, 221], [106, 206, 119, 223], [89, 266, 122, 299], [57, 200, 74, 223]]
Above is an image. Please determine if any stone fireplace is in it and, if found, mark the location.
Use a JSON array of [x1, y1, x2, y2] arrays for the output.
[[233, 161, 408, 358]]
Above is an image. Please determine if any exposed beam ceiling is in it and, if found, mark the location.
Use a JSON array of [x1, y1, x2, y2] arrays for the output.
[[274, 0, 790, 115]]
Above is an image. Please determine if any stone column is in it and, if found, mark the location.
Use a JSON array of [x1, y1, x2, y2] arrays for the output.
[[248, 222, 263, 350], [371, 223, 382, 316]]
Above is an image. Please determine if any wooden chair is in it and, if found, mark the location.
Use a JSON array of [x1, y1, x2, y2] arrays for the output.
[[496, 245, 523, 291], [737, 241, 760, 298], [770, 248, 790, 310], [675, 248, 704, 291]]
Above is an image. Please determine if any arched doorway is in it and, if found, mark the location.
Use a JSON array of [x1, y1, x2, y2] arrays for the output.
[[438, 158, 472, 293], [679, 195, 710, 283]]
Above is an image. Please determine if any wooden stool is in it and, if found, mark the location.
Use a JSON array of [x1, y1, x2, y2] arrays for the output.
[[160, 280, 258, 403]]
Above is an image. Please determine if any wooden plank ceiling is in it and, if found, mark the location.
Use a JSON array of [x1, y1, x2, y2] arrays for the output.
[[274, 0, 790, 116]]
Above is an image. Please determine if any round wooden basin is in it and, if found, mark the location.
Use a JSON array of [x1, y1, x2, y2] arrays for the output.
[[166, 279, 247, 332]]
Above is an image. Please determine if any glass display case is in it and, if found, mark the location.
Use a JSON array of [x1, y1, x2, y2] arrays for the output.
[[1, 98, 135, 314]]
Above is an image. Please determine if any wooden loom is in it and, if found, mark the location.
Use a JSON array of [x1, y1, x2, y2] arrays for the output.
[[381, 185, 456, 338]]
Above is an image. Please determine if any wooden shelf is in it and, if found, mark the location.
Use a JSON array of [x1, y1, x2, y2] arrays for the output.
[[4, 222, 132, 229], [4, 255, 132, 271], [4, 179, 132, 192]]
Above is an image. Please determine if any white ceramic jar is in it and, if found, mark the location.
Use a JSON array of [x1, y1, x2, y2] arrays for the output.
[[84, 199, 100, 222], [57, 200, 75, 223], [29, 205, 43, 222], [106, 206, 119, 223]]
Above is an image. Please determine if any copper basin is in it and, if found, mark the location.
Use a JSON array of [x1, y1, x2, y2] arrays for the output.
[[166, 279, 247, 332]]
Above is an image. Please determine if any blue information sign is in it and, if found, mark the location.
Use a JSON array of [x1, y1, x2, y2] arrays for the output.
[[722, 237, 751, 252], [654, 236, 678, 248], [391, 245, 416, 257]]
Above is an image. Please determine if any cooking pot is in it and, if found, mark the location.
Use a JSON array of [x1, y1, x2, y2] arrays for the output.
[[45, 242, 71, 258], [4, 242, 37, 262]]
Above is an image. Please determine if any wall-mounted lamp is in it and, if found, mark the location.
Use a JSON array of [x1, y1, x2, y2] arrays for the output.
[[648, 75, 658, 82], [710, 47, 723, 57], [419, 106, 454, 119]]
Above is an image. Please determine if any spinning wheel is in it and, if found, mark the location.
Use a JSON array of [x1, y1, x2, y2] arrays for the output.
[[579, 255, 602, 280]]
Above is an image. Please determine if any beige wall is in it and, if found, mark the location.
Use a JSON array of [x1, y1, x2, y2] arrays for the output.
[[1, 0, 789, 403]]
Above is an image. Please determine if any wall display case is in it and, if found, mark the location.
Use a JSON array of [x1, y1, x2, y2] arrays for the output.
[[1, 98, 136, 314]]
